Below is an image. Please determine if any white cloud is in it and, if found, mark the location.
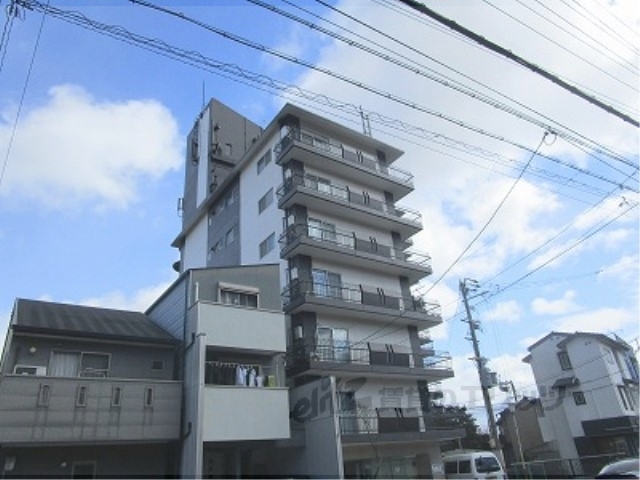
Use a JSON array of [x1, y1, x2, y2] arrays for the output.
[[71, 280, 174, 312], [600, 254, 639, 282], [553, 307, 636, 333], [0, 85, 182, 210], [531, 290, 581, 315], [483, 300, 521, 323]]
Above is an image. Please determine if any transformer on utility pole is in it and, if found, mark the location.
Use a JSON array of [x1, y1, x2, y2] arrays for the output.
[[459, 278, 502, 454]]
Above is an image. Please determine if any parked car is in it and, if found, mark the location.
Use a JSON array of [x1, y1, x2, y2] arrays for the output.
[[595, 458, 640, 479], [443, 451, 507, 479]]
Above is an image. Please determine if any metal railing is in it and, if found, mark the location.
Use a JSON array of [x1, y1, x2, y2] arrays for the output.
[[277, 173, 421, 225], [279, 223, 431, 269], [509, 453, 630, 479], [338, 408, 464, 436], [204, 361, 285, 388], [275, 128, 413, 186], [288, 342, 452, 371], [282, 277, 441, 318]]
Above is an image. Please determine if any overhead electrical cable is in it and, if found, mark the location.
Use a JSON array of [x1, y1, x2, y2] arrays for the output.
[[373, 0, 639, 120], [129, 0, 635, 170], [0, 0, 47, 192], [18, 0, 635, 176], [582, 0, 640, 46], [349, 132, 549, 348], [532, 0, 639, 61], [0, 0, 20, 77], [250, 0, 636, 172], [394, 0, 639, 128], [487, 201, 637, 300], [509, 0, 639, 75]]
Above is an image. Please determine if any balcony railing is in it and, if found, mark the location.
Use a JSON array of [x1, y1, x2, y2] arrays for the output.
[[279, 223, 431, 269], [274, 128, 413, 187], [282, 277, 441, 317], [288, 341, 452, 371], [277, 174, 421, 225], [338, 408, 463, 437], [204, 360, 286, 388]]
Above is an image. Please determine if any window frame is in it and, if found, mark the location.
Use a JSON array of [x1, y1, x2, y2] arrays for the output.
[[259, 232, 276, 258], [258, 187, 274, 214], [557, 351, 573, 371], [572, 391, 586, 406], [220, 286, 259, 309], [257, 149, 272, 174]]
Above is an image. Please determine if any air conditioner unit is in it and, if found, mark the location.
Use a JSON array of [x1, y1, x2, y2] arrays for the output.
[[14, 365, 46, 376]]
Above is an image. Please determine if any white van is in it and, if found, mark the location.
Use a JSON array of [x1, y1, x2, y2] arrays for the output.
[[442, 451, 506, 479]]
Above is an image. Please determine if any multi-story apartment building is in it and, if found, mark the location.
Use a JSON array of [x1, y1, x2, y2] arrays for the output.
[[523, 331, 639, 476], [171, 99, 461, 477], [0, 299, 182, 478]]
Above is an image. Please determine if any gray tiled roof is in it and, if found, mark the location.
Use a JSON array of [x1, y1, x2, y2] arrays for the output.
[[13, 298, 176, 345]]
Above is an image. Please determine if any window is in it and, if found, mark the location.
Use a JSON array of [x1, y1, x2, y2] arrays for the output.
[[259, 232, 276, 258], [144, 387, 154, 407], [306, 174, 331, 194], [618, 386, 632, 410], [312, 269, 342, 299], [221, 289, 258, 308], [80, 353, 109, 377], [258, 188, 274, 213], [308, 217, 336, 242], [444, 462, 457, 475], [257, 150, 272, 174], [224, 185, 238, 207], [211, 241, 221, 254], [38, 384, 51, 407], [224, 143, 232, 156], [317, 327, 350, 362], [558, 351, 572, 370], [76, 385, 88, 407], [459, 460, 471, 474], [573, 391, 586, 406], [225, 225, 239, 245], [111, 386, 122, 407], [151, 360, 165, 371], [50, 351, 110, 378]]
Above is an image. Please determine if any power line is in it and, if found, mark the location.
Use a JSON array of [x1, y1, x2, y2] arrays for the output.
[[0, 0, 47, 193], [130, 0, 635, 169], [394, 0, 640, 128], [513, 0, 638, 76]]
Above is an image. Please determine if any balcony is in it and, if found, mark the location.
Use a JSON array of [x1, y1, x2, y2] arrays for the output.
[[339, 408, 465, 445], [202, 362, 289, 442], [275, 128, 414, 200], [282, 278, 442, 328], [193, 301, 286, 354], [280, 223, 431, 283], [287, 341, 453, 381], [0, 375, 181, 445], [277, 174, 422, 240]]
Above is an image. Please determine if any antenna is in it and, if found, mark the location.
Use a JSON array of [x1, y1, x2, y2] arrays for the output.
[[359, 106, 372, 137]]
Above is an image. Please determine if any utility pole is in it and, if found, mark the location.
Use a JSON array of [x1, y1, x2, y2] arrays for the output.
[[460, 279, 502, 454]]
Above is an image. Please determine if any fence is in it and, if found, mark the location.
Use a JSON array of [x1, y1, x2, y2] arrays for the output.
[[509, 453, 627, 479]]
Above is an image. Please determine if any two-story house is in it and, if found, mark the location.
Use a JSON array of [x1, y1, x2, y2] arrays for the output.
[[0, 299, 182, 478], [523, 331, 639, 476]]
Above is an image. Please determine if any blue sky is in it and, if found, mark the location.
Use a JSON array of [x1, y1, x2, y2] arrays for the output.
[[1, 1, 638, 426]]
